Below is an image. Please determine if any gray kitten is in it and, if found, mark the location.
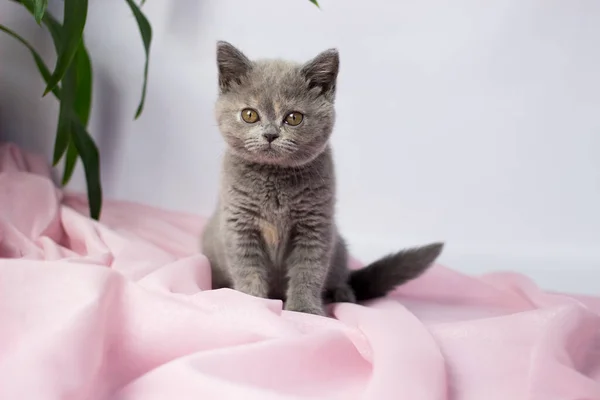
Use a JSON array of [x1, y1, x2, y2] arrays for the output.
[[201, 41, 444, 316]]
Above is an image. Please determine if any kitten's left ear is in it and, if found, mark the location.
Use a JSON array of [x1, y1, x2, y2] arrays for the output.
[[217, 41, 252, 93], [301, 48, 339, 100]]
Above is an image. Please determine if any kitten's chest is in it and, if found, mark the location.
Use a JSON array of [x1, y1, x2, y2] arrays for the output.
[[259, 177, 289, 211], [255, 178, 293, 256]]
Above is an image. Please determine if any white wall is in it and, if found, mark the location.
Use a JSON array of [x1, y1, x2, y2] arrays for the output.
[[1, 0, 599, 295]]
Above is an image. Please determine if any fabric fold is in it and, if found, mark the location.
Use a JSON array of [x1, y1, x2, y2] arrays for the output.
[[0, 142, 598, 400]]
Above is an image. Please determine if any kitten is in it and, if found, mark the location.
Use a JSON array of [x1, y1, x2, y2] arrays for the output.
[[201, 41, 444, 316]]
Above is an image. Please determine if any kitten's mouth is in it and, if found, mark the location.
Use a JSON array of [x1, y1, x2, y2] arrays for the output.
[[254, 144, 288, 163], [263, 146, 279, 156], [262, 143, 279, 153], [244, 142, 299, 165]]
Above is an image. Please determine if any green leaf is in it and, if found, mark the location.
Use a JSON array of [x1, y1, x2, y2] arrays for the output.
[[11, 3, 61, 91], [0, 24, 60, 98], [44, 12, 92, 165], [37, 11, 92, 128], [19, 2, 63, 52], [2, 11, 100, 218], [53, 59, 78, 165], [73, 45, 93, 127], [41, 11, 63, 53], [62, 140, 78, 185], [33, 0, 48, 24], [16, 1, 59, 47], [71, 121, 102, 220], [124, 0, 152, 119], [62, 43, 92, 185], [309, 0, 320, 7], [43, 0, 88, 96]]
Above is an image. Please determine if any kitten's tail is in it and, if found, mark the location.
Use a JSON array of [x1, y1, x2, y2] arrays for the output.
[[348, 242, 444, 302]]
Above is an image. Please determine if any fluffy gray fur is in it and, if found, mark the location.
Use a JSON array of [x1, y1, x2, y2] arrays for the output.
[[201, 41, 444, 316]]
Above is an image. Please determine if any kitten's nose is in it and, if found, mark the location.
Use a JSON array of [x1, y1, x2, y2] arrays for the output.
[[263, 132, 279, 143]]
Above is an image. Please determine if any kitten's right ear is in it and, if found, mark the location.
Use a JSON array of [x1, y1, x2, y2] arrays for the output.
[[216, 41, 252, 93]]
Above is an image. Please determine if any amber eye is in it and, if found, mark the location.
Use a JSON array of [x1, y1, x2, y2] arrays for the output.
[[284, 111, 304, 126], [241, 108, 259, 123]]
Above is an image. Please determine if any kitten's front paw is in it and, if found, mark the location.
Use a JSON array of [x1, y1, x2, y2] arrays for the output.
[[234, 279, 269, 299], [285, 301, 326, 316]]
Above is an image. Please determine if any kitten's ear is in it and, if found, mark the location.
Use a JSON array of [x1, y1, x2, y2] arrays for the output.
[[216, 41, 252, 93], [301, 48, 339, 99]]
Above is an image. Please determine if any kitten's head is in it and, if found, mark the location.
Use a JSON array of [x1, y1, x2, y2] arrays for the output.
[[214, 41, 339, 167]]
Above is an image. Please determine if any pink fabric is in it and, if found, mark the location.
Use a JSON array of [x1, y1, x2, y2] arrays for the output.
[[0, 143, 599, 400]]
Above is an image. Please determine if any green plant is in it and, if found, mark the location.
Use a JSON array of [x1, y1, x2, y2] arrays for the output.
[[1, 0, 150, 220], [0, 0, 319, 220]]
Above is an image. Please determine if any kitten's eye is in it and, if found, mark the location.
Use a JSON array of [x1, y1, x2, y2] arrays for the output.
[[241, 108, 259, 123], [284, 112, 304, 126]]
